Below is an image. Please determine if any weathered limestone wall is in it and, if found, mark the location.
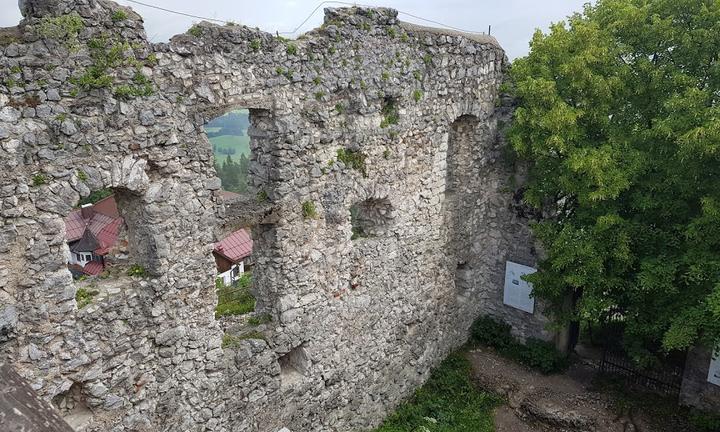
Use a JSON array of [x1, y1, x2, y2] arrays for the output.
[[680, 347, 720, 413], [0, 1, 549, 430]]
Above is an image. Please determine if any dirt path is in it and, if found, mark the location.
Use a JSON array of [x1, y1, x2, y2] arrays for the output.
[[466, 347, 691, 432]]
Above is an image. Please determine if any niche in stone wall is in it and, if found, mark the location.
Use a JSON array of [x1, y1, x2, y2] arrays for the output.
[[51, 382, 93, 429], [278, 343, 310, 387], [350, 197, 394, 240]]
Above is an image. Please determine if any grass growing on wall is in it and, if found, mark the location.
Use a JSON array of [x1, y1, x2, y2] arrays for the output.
[[373, 352, 499, 432], [215, 273, 255, 318]]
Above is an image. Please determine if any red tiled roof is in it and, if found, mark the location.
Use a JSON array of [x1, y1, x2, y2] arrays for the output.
[[214, 229, 252, 263], [65, 196, 123, 255], [82, 261, 104, 276]]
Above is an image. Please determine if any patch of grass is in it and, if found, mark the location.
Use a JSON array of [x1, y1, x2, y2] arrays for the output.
[[37, 13, 84, 50], [387, 27, 396, 38], [381, 71, 390, 81], [286, 43, 298, 55], [215, 274, 255, 318], [335, 103, 345, 114], [77, 170, 88, 181], [412, 89, 423, 102], [78, 188, 112, 206], [383, 148, 391, 159], [188, 25, 203, 37], [373, 352, 499, 432], [75, 287, 99, 309], [126, 264, 147, 277], [32, 174, 47, 186], [313, 76, 322, 85], [302, 201, 318, 219], [248, 313, 272, 326], [314, 91, 325, 101], [111, 10, 128, 22], [423, 54, 432, 66], [221, 331, 265, 348], [336, 148, 367, 176]]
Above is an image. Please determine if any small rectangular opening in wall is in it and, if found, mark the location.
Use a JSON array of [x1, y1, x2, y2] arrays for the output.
[[278, 343, 310, 387]]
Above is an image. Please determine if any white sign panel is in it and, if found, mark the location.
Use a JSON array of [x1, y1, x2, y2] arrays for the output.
[[503, 261, 537, 314], [708, 345, 720, 386]]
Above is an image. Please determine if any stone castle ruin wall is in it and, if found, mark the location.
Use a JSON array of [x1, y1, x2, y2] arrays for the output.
[[0, 1, 550, 430]]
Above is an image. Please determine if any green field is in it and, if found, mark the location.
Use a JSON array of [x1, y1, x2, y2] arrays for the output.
[[211, 134, 250, 162]]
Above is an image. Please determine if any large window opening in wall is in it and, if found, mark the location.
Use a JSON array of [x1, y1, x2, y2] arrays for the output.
[[64, 185, 155, 310], [204, 108, 260, 322], [65, 188, 128, 280], [207, 109, 251, 194]]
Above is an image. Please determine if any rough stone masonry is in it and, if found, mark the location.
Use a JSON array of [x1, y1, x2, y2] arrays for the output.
[[0, 0, 550, 430]]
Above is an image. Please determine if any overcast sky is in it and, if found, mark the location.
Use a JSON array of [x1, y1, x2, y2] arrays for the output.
[[0, 0, 590, 59]]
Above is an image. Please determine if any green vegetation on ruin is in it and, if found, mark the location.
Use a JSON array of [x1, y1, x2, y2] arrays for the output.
[[372, 352, 498, 432], [215, 273, 255, 318]]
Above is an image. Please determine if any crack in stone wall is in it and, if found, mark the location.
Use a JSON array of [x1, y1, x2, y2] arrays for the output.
[[1, 1, 550, 430]]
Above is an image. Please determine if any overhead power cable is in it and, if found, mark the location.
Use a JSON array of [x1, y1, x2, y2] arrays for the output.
[[121, 0, 488, 36]]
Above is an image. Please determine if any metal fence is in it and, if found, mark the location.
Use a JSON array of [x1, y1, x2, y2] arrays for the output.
[[599, 350, 684, 397]]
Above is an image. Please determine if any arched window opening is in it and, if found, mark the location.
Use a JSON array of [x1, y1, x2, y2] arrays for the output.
[[350, 197, 394, 240]]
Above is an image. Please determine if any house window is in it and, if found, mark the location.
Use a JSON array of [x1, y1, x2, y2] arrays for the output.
[[75, 253, 81, 261]]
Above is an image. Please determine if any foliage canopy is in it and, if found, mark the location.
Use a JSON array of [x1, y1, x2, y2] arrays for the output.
[[509, 0, 720, 363]]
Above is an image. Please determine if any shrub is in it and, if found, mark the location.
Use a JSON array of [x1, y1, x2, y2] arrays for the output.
[[188, 25, 203, 37], [470, 315, 514, 350], [31, 174, 47, 186], [75, 287, 99, 309], [37, 13, 84, 50], [471, 315, 568, 374], [215, 274, 255, 318], [111, 10, 128, 22], [336, 148, 367, 176], [689, 409, 720, 432], [516, 338, 568, 374]]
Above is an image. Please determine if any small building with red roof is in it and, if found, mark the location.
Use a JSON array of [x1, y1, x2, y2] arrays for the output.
[[213, 228, 253, 286], [64, 195, 124, 277]]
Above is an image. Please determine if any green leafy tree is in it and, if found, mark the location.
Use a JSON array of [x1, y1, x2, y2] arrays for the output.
[[509, 0, 720, 364]]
